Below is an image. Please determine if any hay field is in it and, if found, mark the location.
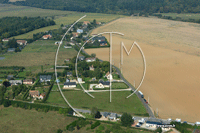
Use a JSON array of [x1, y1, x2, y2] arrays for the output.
[[85, 17, 200, 122]]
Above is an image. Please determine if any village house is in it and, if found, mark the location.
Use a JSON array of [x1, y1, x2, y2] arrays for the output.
[[72, 32, 79, 38], [89, 65, 95, 71], [96, 22, 101, 25], [77, 29, 83, 33], [9, 80, 22, 86], [83, 21, 90, 26], [85, 57, 96, 62], [92, 36, 106, 43], [104, 72, 113, 80], [65, 58, 70, 62], [2, 38, 9, 42], [7, 75, 14, 80], [55, 41, 61, 45], [67, 72, 72, 77], [23, 79, 34, 85], [78, 56, 85, 61], [100, 41, 107, 46], [7, 48, 15, 52], [102, 112, 117, 120], [17, 40, 27, 45], [95, 80, 110, 88], [39, 75, 52, 82], [42, 34, 52, 39], [63, 79, 77, 88], [77, 78, 85, 84], [29, 90, 45, 100]]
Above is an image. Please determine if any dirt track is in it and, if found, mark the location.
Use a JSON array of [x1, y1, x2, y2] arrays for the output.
[[85, 17, 200, 122]]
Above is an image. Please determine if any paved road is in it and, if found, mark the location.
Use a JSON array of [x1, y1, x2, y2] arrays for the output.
[[112, 65, 155, 118]]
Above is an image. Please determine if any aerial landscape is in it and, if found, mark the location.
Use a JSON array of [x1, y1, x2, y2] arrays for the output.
[[0, 0, 200, 133]]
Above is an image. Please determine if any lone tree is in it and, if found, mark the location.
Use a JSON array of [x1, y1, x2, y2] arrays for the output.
[[121, 113, 133, 127], [95, 111, 102, 118], [3, 80, 10, 88], [91, 53, 96, 57]]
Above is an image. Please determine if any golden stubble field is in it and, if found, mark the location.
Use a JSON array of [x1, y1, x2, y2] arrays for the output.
[[86, 17, 200, 122]]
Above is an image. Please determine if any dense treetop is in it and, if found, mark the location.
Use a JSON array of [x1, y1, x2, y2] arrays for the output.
[[0, 16, 55, 39], [0, 0, 200, 15]]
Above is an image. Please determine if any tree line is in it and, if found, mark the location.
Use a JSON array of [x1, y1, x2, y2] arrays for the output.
[[1, 0, 200, 15], [0, 16, 55, 39]]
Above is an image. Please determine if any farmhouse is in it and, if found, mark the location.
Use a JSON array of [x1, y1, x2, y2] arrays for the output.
[[86, 57, 96, 62], [7, 48, 15, 52], [23, 79, 34, 85], [77, 29, 83, 33], [42, 34, 52, 39], [96, 22, 101, 25], [39, 75, 51, 82], [63, 82, 77, 88], [9, 80, 22, 85], [105, 72, 113, 80], [17, 40, 27, 45], [83, 21, 90, 25]]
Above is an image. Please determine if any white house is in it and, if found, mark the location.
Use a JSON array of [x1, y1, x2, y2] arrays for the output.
[[85, 57, 96, 62], [95, 80, 110, 88], [77, 29, 83, 33], [104, 72, 113, 80], [9, 80, 22, 85]]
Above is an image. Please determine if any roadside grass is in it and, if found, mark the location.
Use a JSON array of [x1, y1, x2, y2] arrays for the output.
[[46, 91, 148, 116], [0, 106, 77, 133]]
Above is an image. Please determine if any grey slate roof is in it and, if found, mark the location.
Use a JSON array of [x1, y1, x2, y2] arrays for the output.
[[64, 82, 76, 86]]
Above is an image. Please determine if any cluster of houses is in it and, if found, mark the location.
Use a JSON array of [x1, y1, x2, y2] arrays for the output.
[[6, 75, 34, 86], [2, 39, 28, 52]]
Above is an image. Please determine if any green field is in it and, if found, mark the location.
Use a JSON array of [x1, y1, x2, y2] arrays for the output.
[[159, 13, 200, 20], [47, 91, 148, 116], [0, 4, 75, 18], [0, 106, 151, 133], [0, 106, 77, 133], [0, 40, 77, 73]]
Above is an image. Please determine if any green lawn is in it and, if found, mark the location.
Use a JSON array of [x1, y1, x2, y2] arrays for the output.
[[46, 91, 148, 116]]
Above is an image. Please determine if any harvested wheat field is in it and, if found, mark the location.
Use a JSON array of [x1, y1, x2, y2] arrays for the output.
[[85, 17, 200, 122]]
